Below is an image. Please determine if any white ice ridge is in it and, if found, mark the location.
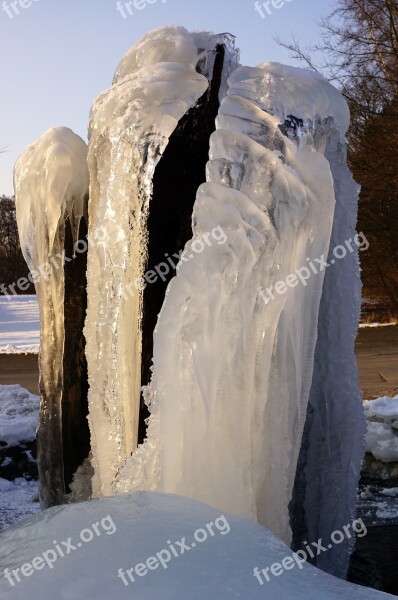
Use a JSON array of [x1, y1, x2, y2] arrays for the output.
[[85, 26, 239, 497], [114, 64, 345, 546], [253, 62, 350, 138]]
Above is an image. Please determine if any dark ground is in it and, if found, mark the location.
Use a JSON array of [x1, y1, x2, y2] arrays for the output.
[[0, 353, 39, 394], [1, 325, 397, 400]]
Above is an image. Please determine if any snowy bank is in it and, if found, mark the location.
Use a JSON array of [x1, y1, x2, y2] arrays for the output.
[[0, 385, 39, 531], [0, 384, 39, 447], [0, 296, 40, 354], [0, 492, 393, 599], [364, 396, 398, 463], [0, 478, 39, 532]]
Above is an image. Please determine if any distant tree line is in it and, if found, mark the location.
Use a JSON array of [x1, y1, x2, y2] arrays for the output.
[[279, 0, 398, 319], [0, 195, 34, 295]]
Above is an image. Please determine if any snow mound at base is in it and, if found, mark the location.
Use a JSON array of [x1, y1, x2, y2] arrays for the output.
[[365, 396, 398, 462], [0, 492, 393, 599], [0, 385, 39, 447]]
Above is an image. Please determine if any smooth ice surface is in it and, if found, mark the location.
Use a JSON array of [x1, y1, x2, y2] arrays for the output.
[[85, 26, 238, 496], [0, 295, 40, 354], [0, 384, 39, 447], [0, 492, 393, 599], [365, 396, 398, 462], [115, 62, 345, 548]]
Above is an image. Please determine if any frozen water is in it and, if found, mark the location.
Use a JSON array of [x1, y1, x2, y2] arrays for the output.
[[0, 295, 40, 354], [290, 85, 365, 576], [114, 62, 352, 555], [85, 26, 239, 496]]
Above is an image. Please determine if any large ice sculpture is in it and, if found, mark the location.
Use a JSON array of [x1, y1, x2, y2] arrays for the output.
[[13, 27, 365, 579], [85, 26, 239, 496], [14, 127, 90, 508]]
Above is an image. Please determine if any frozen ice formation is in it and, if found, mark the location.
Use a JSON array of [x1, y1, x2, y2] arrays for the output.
[[85, 26, 239, 497], [114, 60, 357, 555], [14, 127, 90, 508], [14, 27, 365, 580]]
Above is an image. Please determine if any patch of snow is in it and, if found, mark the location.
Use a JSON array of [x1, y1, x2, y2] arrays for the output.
[[0, 295, 40, 354], [375, 501, 398, 519], [0, 477, 39, 532], [0, 384, 39, 447], [380, 487, 398, 497], [359, 322, 397, 329], [364, 396, 398, 462]]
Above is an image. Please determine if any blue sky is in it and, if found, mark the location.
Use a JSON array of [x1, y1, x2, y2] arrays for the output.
[[0, 0, 334, 195]]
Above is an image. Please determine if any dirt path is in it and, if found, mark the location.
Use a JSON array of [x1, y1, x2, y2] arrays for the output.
[[0, 326, 397, 400], [0, 354, 39, 395], [356, 325, 398, 400]]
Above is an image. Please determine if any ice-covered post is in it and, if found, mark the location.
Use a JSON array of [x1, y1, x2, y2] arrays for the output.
[[85, 27, 239, 496], [14, 127, 90, 508]]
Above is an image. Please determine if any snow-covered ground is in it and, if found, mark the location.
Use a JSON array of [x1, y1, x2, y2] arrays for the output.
[[0, 295, 40, 354], [0, 385, 40, 531], [0, 478, 39, 532], [0, 491, 394, 599], [358, 395, 398, 524], [359, 322, 398, 329]]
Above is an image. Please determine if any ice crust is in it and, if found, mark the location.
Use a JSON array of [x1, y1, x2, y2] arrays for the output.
[[85, 26, 239, 496], [113, 62, 357, 554]]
